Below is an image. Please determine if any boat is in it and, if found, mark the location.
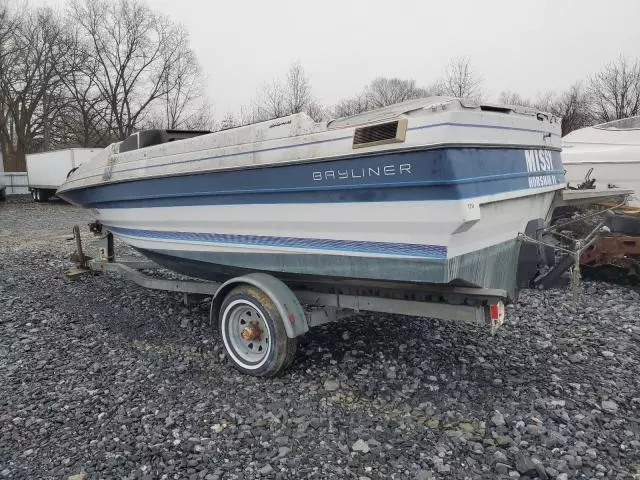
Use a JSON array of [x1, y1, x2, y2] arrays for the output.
[[56, 97, 566, 300], [562, 116, 640, 205]]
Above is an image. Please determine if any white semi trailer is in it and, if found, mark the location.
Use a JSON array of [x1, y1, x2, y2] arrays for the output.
[[27, 148, 99, 202]]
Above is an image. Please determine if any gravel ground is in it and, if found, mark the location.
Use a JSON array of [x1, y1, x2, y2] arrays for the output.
[[1, 195, 639, 480]]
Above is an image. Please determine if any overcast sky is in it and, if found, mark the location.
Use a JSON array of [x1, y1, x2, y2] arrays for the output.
[[34, 0, 640, 118]]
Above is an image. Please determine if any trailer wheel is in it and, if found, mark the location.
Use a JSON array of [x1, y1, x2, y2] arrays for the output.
[[219, 285, 296, 377]]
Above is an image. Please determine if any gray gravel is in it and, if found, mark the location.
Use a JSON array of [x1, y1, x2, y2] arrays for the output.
[[1, 195, 640, 479]]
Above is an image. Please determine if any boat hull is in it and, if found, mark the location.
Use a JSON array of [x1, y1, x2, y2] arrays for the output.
[[134, 238, 518, 290], [563, 159, 640, 205], [84, 186, 558, 297], [562, 125, 640, 205], [57, 99, 565, 298]]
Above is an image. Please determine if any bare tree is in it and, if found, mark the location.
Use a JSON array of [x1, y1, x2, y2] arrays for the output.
[[1, 0, 208, 169], [156, 27, 207, 129], [238, 104, 265, 126], [498, 84, 592, 136], [70, 0, 200, 139], [365, 77, 431, 108], [535, 84, 592, 136], [556, 84, 593, 135], [590, 56, 640, 122], [218, 112, 238, 131], [285, 61, 312, 114], [498, 90, 532, 107], [0, 6, 72, 171], [443, 57, 483, 100], [333, 76, 439, 118], [55, 27, 114, 148], [0, 1, 15, 170], [182, 99, 214, 130], [304, 101, 330, 122], [333, 94, 371, 117], [246, 62, 320, 123], [253, 80, 287, 121]]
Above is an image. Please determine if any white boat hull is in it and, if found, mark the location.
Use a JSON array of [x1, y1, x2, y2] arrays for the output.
[[98, 188, 557, 259], [562, 120, 640, 205], [563, 159, 640, 205], [57, 98, 565, 297], [88, 186, 558, 297]]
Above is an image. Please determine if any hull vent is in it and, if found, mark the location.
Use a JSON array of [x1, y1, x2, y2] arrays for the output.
[[353, 119, 407, 148]]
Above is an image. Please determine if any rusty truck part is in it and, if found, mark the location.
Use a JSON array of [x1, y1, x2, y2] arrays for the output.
[[580, 236, 640, 285], [581, 235, 640, 267]]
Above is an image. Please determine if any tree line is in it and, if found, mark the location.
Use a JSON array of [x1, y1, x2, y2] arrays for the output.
[[2, 0, 640, 172], [497, 55, 640, 139], [221, 55, 640, 139], [0, 0, 210, 171], [220, 57, 484, 129]]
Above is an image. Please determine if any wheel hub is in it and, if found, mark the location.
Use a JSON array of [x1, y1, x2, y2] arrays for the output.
[[240, 323, 263, 341], [224, 302, 271, 366]]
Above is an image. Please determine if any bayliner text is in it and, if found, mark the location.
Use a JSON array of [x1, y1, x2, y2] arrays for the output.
[[313, 164, 412, 181]]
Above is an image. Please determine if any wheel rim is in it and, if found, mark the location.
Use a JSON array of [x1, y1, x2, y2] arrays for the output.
[[222, 299, 271, 369]]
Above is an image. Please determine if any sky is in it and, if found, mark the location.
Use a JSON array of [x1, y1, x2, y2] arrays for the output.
[[30, 0, 640, 118]]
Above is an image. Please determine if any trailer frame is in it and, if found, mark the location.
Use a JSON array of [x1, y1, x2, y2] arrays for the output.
[[69, 227, 508, 376]]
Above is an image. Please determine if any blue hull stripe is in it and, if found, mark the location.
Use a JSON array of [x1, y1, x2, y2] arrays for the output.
[[58, 147, 565, 209], [108, 226, 448, 259]]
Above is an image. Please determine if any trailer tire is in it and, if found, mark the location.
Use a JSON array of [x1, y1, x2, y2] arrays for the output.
[[219, 285, 296, 377], [0, 188, 6, 202]]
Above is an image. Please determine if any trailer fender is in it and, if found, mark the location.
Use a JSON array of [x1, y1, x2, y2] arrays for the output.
[[210, 273, 309, 339]]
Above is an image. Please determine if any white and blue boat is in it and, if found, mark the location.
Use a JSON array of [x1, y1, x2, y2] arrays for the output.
[[57, 97, 565, 299]]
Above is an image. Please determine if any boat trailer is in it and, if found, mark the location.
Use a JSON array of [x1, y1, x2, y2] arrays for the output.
[[545, 187, 640, 285], [68, 227, 507, 377]]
